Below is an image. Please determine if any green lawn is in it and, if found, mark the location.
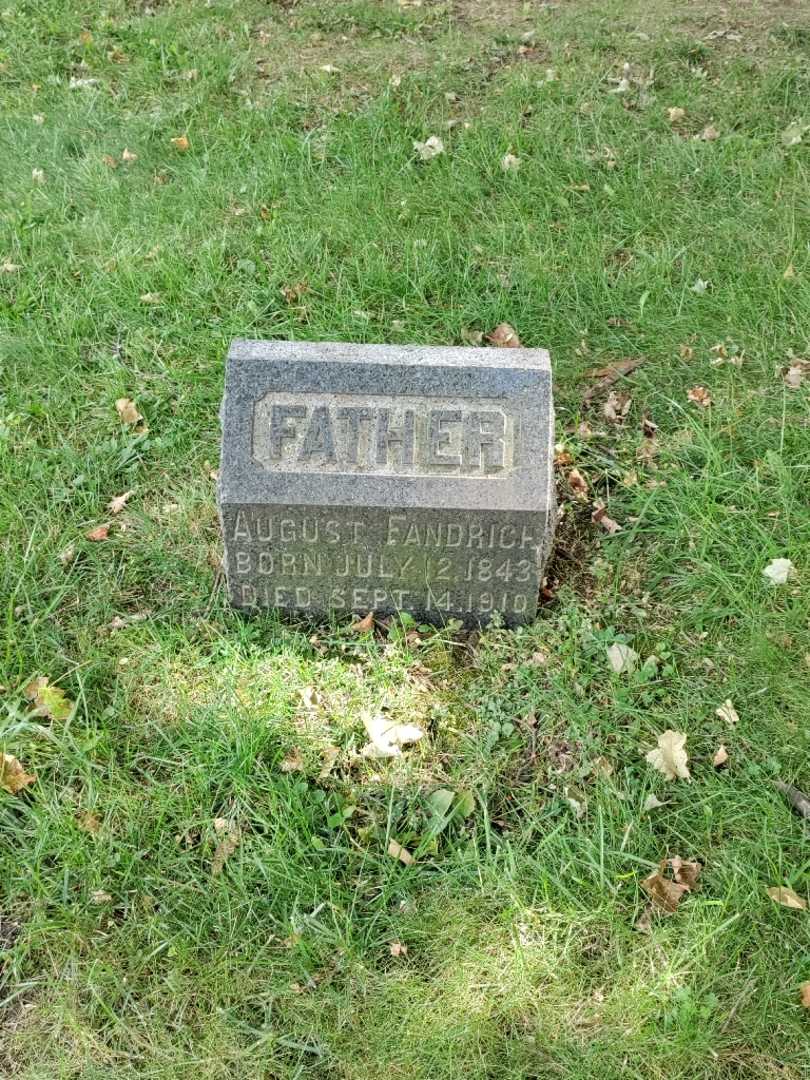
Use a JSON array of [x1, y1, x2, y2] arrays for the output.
[[2, 0, 810, 1076]]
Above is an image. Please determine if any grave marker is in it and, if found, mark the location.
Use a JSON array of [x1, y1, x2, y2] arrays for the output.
[[219, 340, 555, 626]]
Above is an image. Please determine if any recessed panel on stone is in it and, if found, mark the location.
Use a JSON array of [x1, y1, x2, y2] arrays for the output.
[[218, 339, 556, 627]]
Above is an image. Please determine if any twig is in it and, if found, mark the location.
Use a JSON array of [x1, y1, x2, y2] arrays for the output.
[[774, 780, 810, 820]]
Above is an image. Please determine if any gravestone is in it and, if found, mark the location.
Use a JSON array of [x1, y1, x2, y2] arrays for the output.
[[218, 339, 555, 627]]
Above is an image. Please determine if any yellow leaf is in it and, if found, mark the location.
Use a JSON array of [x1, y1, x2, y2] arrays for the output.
[[171, 134, 190, 152], [645, 730, 690, 781], [766, 886, 807, 910], [24, 675, 72, 720], [1, 753, 36, 795]]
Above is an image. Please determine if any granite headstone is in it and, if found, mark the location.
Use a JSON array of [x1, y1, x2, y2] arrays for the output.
[[218, 339, 555, 626]]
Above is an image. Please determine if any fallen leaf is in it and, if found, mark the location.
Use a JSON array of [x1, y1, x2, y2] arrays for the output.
[[211, 819, 241, 875], [318, 745, 340, 779], [603, 390, 632, 422], [108, 612, 148, 631], [32, 113, 45, 125], [641, 870, 688, 914], [1, 261, 21, 273], [281, 281, 308, 304], [667, 106, 685, 123], [486, 322, 522, 348], [299, 685, 322, 711], [646, 730, 690, 781], [591, 503, 621, 535], [121, 147, 138, 163], [700, 124, 720, 141], [77, 811, 101, 834], [762, 558, 795, 585], [413, 135, 444, 161], [85, 524, 110, 542], [102, 154, 118, 169], [91, 890, 112, 904], [687, 385, 712, 407], [107, 490, 134, 514], [319, 64, 340, 74], [641, 857, 701, 913], [361, 713, 425, 759], [350, 611, 375, 633], [766, 886, 807, 911], [139, 292, 161, 305], [568, 468, 589, 499], [389, 941, 408, 957], [24, 676, 72, 720], [58, 543, 76, 566], [387, 839, 414, 866], [115, 397, 143, 426], [715, 699, 739, 726], [607, 642, 638, 674], [691, 278, 710, 294], [643, 793, 665, 811], [69, 77, 99, 89], [669, 857, 702, 890], [784, 361, 809, 389], [801, 982, 810, 1008], [582, 356, 645, 405], [171, 134, 190, 152], [782, 121, 808, 148], [460, 328, 484, 346], [32, 168, 45, 184], [280, 747, 304, 773], [713, 744, 729, 768], [774, 780, 810, 821], [501, 153, 521, 172], [1, 753, 36, 795]]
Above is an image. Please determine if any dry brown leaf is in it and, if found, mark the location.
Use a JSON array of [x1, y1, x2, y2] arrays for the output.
[[318, 745, 340, 779], [568, 468, 589, 500], [784, 361, 809, 389], [139, 292, 161, 305], [645, 730, 690, 781], [102, 154, 118, 169], [91, 889, 112, 904], [607, 642, 638, 674], [700, 124, 720, 141], [687, 385, 712, 408], [77, 811, 101, 834], [281, 281, 308, 304], [85, 523, 110, 542], [389, 941, 408, 957], [486, 322, 522, 348], [171, 134, 190, 152], [387, 839, 414, 866], [641, 857, 701, 914], [800, 982, 810, 1008], [679, 344, 695, 360], [299, 685, 323, 710], [603, 390, 632, 422], [582, 356, 645, 405], [667, 106, 685, 123], [280, 747, 304, 773], [641, 869, 688, 914], [591, 503, 621, 534], [211, 819, 241, 875], [24, 675, 72, 720], [121, 147, 138, 163], [715, 699, 739, 725], [1, 752, 36, 795], [58, 543, 76, 566], [350, 611, 375, 633], [107, 490, 134, 514], [713, 744, 729, 768], [766, 886, 807, 910], [115, 397, 143, 426], [361, 714, 424, 759]]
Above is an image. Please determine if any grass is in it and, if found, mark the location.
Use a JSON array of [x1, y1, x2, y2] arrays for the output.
[[1, 0, 810, 1075]]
